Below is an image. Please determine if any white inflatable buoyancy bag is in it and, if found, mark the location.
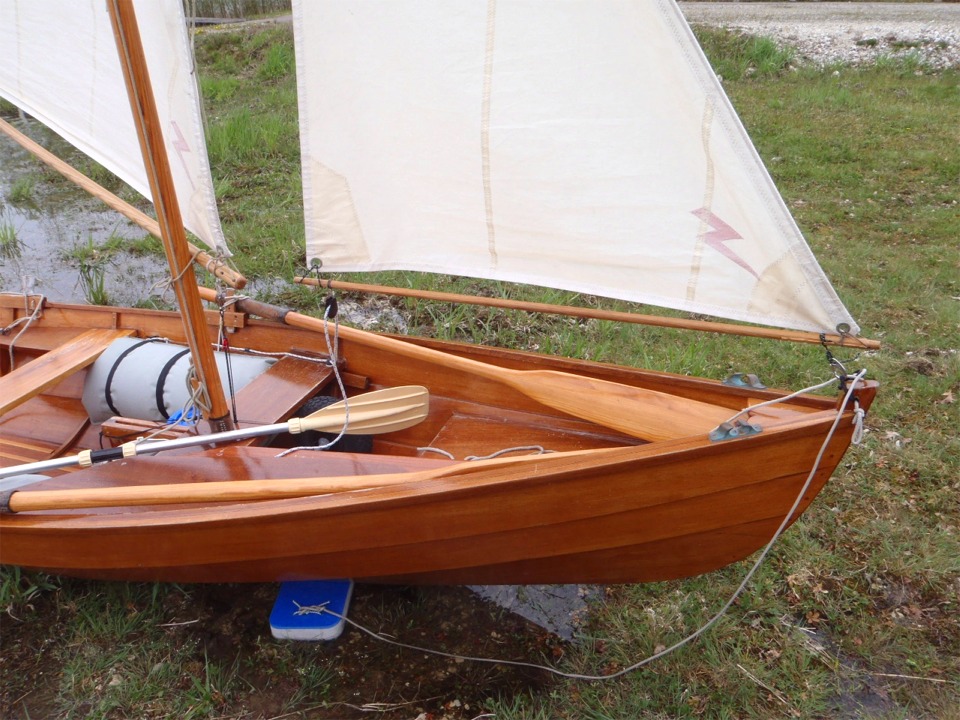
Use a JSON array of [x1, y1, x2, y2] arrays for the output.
[[82, 337, 274, 423]]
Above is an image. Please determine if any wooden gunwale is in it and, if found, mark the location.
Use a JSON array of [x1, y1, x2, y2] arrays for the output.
[[8, 396, 850, 513], [1, 301, 840, 413]]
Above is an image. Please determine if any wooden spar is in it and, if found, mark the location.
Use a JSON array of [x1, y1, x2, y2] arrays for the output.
[[198, 288, 734, 441], [0, 117, 245, 290], [107, 0, 233, 431], [295, 276, 881, 350], [4, 449, 596, 512]]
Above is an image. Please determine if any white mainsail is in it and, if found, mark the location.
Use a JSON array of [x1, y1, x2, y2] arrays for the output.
[[0, 0, 229, 256], [293, 0, 858, 335]]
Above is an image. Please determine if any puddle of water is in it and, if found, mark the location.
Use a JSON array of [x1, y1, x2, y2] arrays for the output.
[[0, 123, 171, 306]]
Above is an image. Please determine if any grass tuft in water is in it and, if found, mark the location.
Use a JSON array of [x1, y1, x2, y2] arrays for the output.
[[0, 219, 22, 260], [7, 176, 36, 207], [63, 236, 112, 305]]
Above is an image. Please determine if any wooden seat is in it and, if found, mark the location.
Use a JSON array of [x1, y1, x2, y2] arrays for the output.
[[233, 355, 336, 428], [0, 435, 62, 466], [0, 328, 134, 415]]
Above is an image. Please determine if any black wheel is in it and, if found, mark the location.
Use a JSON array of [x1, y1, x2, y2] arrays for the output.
[[292, 396, 374, 453]]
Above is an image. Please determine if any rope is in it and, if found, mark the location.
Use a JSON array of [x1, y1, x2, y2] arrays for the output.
[[465, 446, 553, 461], [276, 300, 350, 457], [417, 446, 553, 461], [852, 401, 865, 445], [722, 374, 839, 427], [216, 299, 239, 424], [1, 290, 45, 371], [317, 370, 869, 681], [417, 447, 457, 460], [181, 362, 211, 423]]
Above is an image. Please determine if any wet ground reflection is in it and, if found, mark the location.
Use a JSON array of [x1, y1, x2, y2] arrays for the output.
[[0, 125, 169, 306]]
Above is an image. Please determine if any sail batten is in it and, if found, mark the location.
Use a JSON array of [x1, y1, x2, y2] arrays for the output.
[[293, 0, 858, 335], [0, 0, 229, 257]]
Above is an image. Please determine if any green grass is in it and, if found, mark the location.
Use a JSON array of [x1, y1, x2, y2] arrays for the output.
[[2, 22, 959, 720], [7, 176, 36, 206], [696, 27, 797, 81], [61, 235, 118, 305], [0, 219, 22, 261]]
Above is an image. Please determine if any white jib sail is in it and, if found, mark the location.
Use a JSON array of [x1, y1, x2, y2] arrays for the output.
[[0, 0, 230, 256], [293, 0, 858, 335]]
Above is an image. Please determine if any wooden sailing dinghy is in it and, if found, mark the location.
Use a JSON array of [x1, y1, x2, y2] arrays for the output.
[[0, 0, 877, 585]]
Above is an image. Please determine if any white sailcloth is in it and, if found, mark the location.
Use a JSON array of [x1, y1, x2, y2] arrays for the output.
[[0, 0, 230, 256], [293, 0, 858, 335]]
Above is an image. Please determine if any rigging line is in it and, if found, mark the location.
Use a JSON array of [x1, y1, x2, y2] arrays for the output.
[[2, 291, 45, 371], [275, 301, 351, 458], [687, 98, 717, 302], [217, 303, 239, 424], [148, 325, 335, 368], [722, 374, 840, 427], [320, 370, 869, 681]]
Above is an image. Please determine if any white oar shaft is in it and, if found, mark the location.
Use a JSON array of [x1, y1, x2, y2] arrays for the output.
[[0, 386, 428, 485], [0, 422, 285, 485]]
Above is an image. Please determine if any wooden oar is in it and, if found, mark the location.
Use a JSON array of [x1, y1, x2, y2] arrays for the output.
[[198, 288, 734, 441], [2, 448, 583, 513], [0, 386, 428, 483]]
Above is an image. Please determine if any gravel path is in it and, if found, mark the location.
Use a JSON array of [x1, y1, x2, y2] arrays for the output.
[[679, 2, 960, 68]]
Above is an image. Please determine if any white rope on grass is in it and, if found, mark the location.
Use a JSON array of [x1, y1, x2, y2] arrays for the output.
[[318, 369, 870, 681]]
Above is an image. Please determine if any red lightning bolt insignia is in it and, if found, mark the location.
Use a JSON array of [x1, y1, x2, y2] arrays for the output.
[[169, 121, 196, 191], [691, 208, 759, 279]]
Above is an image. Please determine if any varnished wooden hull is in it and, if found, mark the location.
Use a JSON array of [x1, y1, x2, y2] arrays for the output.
[[0, 299, 877, 584]]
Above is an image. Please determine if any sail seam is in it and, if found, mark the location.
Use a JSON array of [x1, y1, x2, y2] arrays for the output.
[[687, 99, 716, 302], [481, 0, 498, 267]]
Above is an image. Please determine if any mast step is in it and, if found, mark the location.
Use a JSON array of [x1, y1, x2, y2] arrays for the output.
[[269, 579, 354, 641]]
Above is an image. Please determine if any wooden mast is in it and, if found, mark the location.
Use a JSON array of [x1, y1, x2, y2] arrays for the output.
[[106, 0, 234, 431]]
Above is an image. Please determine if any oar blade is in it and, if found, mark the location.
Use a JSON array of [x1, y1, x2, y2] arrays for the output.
[[296, 386, 429, 435], [519, 370, 732, 441], [338, 402, 429, 434]]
